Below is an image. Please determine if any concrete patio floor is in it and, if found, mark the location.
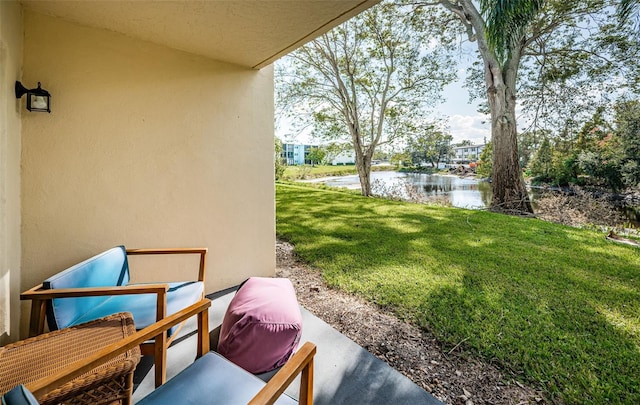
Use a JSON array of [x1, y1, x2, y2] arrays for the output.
[[132, 288, 442, 404]]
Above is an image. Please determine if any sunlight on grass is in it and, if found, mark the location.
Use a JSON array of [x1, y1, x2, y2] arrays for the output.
[[581, 241, 639, 258], [594, 303, 640, 338], [276, 183, 640, 403]]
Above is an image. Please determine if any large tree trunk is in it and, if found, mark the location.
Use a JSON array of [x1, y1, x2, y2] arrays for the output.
[[486, 62, 533, 214], [451, 0, 533, 215]]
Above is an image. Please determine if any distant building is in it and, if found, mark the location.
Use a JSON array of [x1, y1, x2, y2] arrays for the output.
[[281, 143, 356, 165], [453, 144, 485, 162], [331, 150, 356, 165], [281, 143, 317, 165]]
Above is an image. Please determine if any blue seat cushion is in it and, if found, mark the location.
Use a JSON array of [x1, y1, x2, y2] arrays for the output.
[[137, 352, 297, 405], [71, 281, 204, 336], [1, 385, 39, 405]]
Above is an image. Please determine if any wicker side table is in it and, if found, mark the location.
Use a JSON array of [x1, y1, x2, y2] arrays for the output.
[[0, 312, 140, 405]]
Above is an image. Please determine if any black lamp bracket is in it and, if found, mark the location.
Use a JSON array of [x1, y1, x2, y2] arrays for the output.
[[15, 81, 50, 98]]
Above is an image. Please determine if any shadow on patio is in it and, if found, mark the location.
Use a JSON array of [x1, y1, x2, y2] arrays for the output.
[[132, 288, 442, 404]]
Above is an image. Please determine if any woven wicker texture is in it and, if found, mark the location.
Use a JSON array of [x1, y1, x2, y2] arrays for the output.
[[0, 312, 140, 405]]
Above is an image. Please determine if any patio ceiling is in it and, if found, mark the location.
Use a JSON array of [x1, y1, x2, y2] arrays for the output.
[[20, 0, 380, 69]]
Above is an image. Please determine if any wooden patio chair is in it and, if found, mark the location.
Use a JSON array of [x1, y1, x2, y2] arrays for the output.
[[20, 246, 209, 388]]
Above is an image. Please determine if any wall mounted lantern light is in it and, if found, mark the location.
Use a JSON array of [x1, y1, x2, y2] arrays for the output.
[[15, 81, 51, 113]]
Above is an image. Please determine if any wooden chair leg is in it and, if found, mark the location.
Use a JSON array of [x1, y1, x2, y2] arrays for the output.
[[197, 308, 210, 357], [28, 300, 47, 337], [154, 331, 167, 387], [300, 360, 314, 405]]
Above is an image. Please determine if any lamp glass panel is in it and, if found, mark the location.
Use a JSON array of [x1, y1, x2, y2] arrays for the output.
[[30, 94, 49, 110]]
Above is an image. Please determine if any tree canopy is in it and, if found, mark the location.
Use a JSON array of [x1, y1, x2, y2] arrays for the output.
[[276, 1, 456, 196]]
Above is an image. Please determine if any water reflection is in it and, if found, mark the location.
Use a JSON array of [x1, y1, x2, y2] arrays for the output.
[[312, 171, 491, 209], [404, 173, 492, 208]]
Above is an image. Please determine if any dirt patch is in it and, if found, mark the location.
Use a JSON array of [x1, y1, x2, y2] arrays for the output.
[[276, 240, 547, 405]]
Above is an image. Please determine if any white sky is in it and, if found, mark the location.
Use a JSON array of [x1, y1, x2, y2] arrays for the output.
[[433, 71, 490, 145]]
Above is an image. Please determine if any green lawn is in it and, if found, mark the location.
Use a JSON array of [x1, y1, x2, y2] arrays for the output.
[[282, 164, 394, 180], [283, 165, 357, 180], [276, 183, 640, 404]]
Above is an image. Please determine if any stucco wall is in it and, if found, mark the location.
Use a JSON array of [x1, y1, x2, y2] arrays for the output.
[[0, 1, 23, 345], [20, 12, 275, 336]]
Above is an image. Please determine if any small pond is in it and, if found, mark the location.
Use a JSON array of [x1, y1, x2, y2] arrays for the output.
[[306, 171, 491, 209]]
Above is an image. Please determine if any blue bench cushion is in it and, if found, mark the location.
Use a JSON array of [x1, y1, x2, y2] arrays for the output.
[[70, 281, 204, 335], [137, 352, 298, 405], [43, 246, 204, 336]]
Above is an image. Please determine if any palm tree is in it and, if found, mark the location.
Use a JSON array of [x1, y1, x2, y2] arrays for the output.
[[619, 0, 639, 30], [437, 0, 543, 213]]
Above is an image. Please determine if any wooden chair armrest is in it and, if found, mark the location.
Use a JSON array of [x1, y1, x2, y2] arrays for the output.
[[126, 247, 207, 283], [126, 248, 208, 255], [249, 342, 317, 405], [20, 284, 170, 300], [20, 284, 170, 333], [25, 299, 212, 399]]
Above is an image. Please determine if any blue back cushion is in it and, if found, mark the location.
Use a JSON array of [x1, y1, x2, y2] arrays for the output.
[[43, 246, 130, 330], [1, 385, 39, 405]]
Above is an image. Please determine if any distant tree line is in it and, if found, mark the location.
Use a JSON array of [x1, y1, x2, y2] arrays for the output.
[[528, 100, 640, 192], [405, 121, 454, 168]]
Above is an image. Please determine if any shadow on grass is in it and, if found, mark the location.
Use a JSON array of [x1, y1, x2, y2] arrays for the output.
[[276, 184, 640, 404]]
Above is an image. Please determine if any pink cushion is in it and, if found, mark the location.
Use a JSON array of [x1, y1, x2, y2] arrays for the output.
[[218, 277, 302, 374]]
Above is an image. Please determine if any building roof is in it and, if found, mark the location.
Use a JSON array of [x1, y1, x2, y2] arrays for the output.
[[454, 144, 485, 149]]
